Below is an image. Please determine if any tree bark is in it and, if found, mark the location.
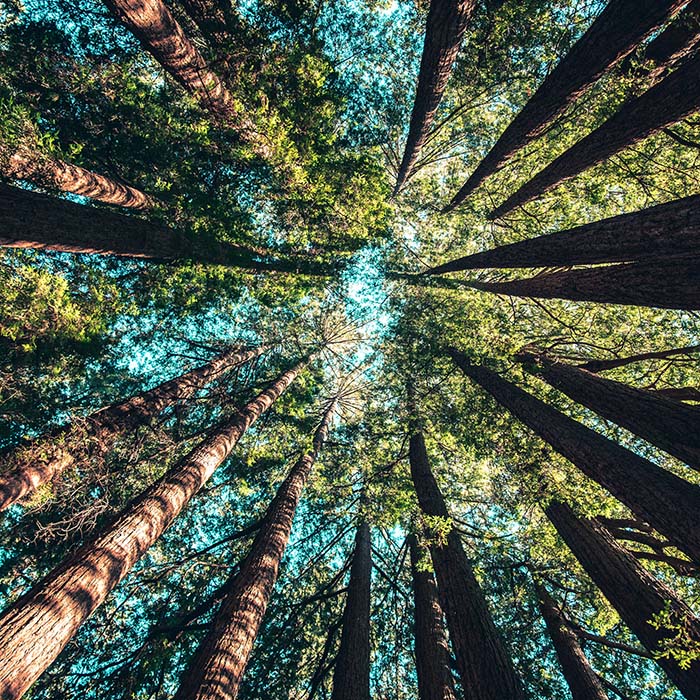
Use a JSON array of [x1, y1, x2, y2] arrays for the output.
[[654, 387, 700, 402], [394, 0, 477, 193], [427, 194, 700, 274], [449, 349, 700, 564], [408, 534, 457, 700], [533, 579, 609, 700], [0, 358, 308, 700], [174, 402, 335, 700], [443, 0, 687, 210], [409, 429, 526, 699], [0, 345, 267, 511], [490, 47, 700, 219], [546, 500, 700, 700], [577, 345, 700, 373], [331, 519, 372, 700], [517, 351, 700, 470]]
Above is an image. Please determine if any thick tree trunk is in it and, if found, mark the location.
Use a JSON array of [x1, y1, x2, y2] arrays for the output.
[[490, 48, 700, 219], [533, 579, 609, 700], [449, 350, 700, 564], [517, 351, 700, 470], [443, 0, 687, 210], [409, 429, 525, 699], [331, 519, 372, 700], [654, 386, 700, 402], [427, 194, 700, 274], [465, 257, 700, 310], [0, 359, 307, 700], [394, 0, 477, 193], [174, 403, 334, 700], [577, 344, 700, 373], [0, 345, 267, 511], [408, 534, 457, 700], [546, 500, 700, 699]]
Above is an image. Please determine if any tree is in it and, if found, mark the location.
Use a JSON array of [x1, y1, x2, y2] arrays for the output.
[[577, 345, 700, 373]]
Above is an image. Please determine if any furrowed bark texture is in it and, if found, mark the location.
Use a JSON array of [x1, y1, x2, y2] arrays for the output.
[[0, 345, 267, 511], [175, 404, 334, 700], [409, 430, 525, 699], [449, 350, 700, 564], [533, 579, 609, 700], [444, 0, 686, 210], [331, 520, 372, 700], [491, 48, 700, 218], [0, 359, 307, 700], [408, 534, 458, 700], [518, 351, 700, 470], [546, 501, 700, 699], [427, 194, 700, 274], [394, 0, 477, 192], [577, 344, 700, 373]]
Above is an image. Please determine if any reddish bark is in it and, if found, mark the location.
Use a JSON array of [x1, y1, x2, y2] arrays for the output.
[[577, 344, 700, 373]]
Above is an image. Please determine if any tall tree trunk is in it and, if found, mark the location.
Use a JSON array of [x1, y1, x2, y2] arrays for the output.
[[0, 359, 308, 700], [174, 402, 335, 700], [331, 519, 373, 700], [408, 534, 457, 700], [517, 350, 700, 470], [654, 387, 700, 402], [0, 345, 267, 511], [490, 48, 700, 219], [0, 184, 333, 276], [443, 0, 687, 210], [178, 0, 232, 52], [532, 579, 609, 700], [448, 349, 700, 564], [546, 500, 700, 699], [394, 0, 477, 193], [465, 257, 700, 310], [577, 344, 700, 373], [427, 194, 700, 274], [409, 429, 526, 699]]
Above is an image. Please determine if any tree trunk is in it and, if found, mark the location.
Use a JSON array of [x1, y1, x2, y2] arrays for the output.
[[427, 194, 700, 274], [443, 0, 686, 210], [532, 579, 609, 700], [449, 349, 700, 564], [174, 402, 335, 700], [577, 345, 700, 373], [409, 429, 526, 699], [490, 48, 700, 219], [178, 0, 232, 52], [654, 387, 700, 402], [0, 345, 267, 511], [331, 519, 372, 700], [0, 359, 308, 700], [465, 257, 700, 310], [394, 0, 477, 193], [517, 350, 700, 470], [546, 500, 700, 700], [408, 534, 457, 700]]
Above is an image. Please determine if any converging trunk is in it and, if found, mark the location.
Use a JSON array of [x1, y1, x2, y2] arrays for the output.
[[654, 387, 700, 402], [576, 345, 700, 373]]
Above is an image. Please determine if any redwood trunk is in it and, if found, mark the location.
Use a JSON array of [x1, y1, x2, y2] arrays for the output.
[[409, 430, 525, 699], [408, 534, 457, 700], [577, 345, 700, 373], [449, 350, 700, 564], [444, 0, 686, 210], [0, 359, 307, 700], [490, 48, 700, 218], [394, 0, 477, 192], [331, 519, 372, 700], [533, 579, 609, 700], [546, 500, 700, 699], [654, 386, 700, 402], [0, 345, 267, 510]]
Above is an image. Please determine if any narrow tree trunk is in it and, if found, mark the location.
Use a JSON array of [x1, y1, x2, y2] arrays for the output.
[[490, 48, 700, 219], [577, 345, 700, 373], [0, 359, 308, 700], [331, 519, 372, 700], [394, 0, 477, 193], [533, 579, 609, 700], [465, 257, 700, 310], [546, 500, 700, 699], [408, 534, 457, 700], [0, 345, 267, 511], [427, 194, 700, 274], [443, 0, 686, 210], [517, 350, 700, 470], [174, 402, 335, 700], [654, 387, 700, 402], [449, 349, 700, 564], [409, 429, 526, 699]]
